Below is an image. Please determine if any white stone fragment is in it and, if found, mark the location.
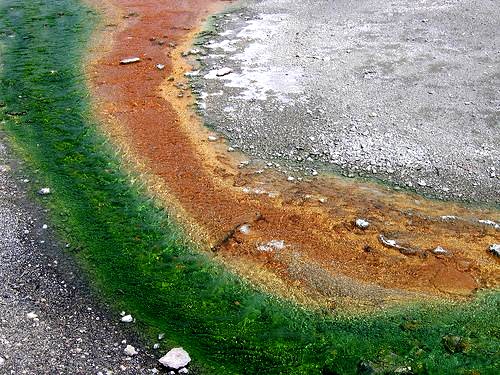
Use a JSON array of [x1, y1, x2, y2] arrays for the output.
[[440, 215, 457, 221], [478, 219, 500, 230], [121, 314, 133, 323], [208, 135, 218, 142], [38, 187, 51, 195], [184, 70, 200, 77], [379, 235, 397, 248], [239, 224, 251, 234], [120, 57, 141, 65], [124, 345, 138, 356], [215, 67, 233, 77], [158, 347, 191, 369], [432, 246, 448, 255], [26, 312, 38, 319], [156, 64, 165, 70], [355, 218, 369, 229], [489, 244, 500, 257], [257, 240, 286, 252]]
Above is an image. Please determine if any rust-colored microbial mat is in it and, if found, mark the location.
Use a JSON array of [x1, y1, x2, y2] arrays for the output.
[[86, 0, 499, 309]]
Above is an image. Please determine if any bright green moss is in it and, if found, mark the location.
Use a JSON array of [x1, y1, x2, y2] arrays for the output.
[[0, 1, 498, 374]]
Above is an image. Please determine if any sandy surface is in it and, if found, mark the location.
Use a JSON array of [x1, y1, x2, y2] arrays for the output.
[[0, 133, 160, 374], [192, 0, 500, 204]]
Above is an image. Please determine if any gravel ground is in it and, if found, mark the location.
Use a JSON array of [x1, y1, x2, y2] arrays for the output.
[[0, 132, 161, 374], [191, 0, 500, 204]]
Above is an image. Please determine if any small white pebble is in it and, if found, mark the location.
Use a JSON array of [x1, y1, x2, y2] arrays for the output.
[[121, 314, 133, 323], [355, 218, 370, 229], [432, 246, 449, 255], [239, 224, 251, 235], [124, 345, 138, 356], [38, 187, 51, 195], [26, 312, 38, 320]]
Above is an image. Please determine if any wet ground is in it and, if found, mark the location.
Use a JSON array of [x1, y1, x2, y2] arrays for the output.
[[192, 0, 500, 205]]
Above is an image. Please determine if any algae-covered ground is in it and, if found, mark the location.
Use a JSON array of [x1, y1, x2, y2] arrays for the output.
[[0, 0, 498, 374]]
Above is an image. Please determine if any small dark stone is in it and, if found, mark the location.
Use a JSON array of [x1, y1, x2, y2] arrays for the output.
[[442, 335, 470, 353]]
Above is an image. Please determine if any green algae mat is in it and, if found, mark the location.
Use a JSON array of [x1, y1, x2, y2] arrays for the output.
[[0, 0, 498, 374]]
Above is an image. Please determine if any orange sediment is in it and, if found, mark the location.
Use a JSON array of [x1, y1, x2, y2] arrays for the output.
[[85, 0, 499, 309]]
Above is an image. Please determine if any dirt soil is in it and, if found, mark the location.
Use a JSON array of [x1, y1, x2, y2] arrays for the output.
[[86, 0, 499, 309]]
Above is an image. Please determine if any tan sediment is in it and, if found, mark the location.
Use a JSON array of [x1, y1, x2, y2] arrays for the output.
[[84, 0, 500, 310]]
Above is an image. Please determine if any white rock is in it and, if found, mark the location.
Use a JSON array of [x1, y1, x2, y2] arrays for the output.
[[153, 343, 160, 349], [121, 314, 133, 323], [38, 187, 51, 195], [478, 219, 500, 230], [379, 235, 397, 248], [239, 224, 251, 234], [156, 64, 165, 70], [179, 368, 189, 374], [441, 215, 457, 221], [489, 244, 500, 257], [158, 333, 165, 340], [184, 70, 200, 77], [355, 218, 369, 229], [432, 246, 448, 255], [215, 67, 233, 77], [208, 135, 218, 142], [158, 347, 191, 369], [257, 240, 286, 252], [120, 57, 141, 65], [26, 312, 38, 319], [287, 176, 295, 181], [124, 345, 138, 356]]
